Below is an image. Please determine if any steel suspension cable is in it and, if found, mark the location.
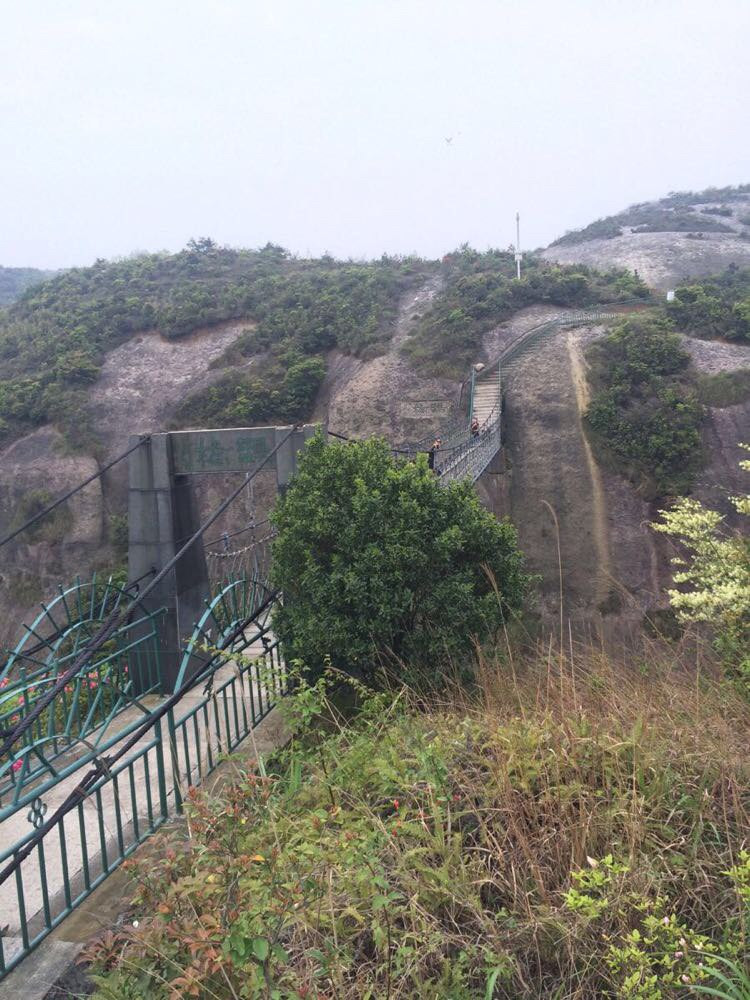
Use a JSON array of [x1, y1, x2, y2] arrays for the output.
[[0, 435, 151, 550]]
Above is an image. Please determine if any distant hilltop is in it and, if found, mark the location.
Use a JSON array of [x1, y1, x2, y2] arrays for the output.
[[544, 183, 750, 289], [0, 265, 56, 306]]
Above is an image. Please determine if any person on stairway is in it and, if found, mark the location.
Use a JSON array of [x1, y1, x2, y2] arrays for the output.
[[470, 415, 480, 437]]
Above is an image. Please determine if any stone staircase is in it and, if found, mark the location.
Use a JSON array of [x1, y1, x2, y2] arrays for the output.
[[471, 368, 501, 426]]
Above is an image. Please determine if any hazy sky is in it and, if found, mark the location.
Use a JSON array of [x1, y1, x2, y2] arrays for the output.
[[2, 1, 749, 269]]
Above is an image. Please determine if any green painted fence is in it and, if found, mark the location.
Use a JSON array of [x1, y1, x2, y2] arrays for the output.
[[0, 577, 286, 979]]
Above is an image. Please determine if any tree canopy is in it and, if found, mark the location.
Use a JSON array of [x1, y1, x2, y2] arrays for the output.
[[584, 316, 704, 497], [270, 435, 528, 684], [666, 266, 750, 342]]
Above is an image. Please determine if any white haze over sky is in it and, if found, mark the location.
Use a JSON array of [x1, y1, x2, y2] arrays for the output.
[[2, 0, 749, 269]]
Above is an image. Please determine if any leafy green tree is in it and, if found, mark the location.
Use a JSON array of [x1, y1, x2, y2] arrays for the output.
[[270, 435, 528, 685], [667, 267, 750, 342], [653, 445, 750, 681], [585, 316, 704, 496]]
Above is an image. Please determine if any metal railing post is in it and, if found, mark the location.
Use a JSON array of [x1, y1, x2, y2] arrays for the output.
[[154, 717, 170, 821], [166, 707, 183, 814]]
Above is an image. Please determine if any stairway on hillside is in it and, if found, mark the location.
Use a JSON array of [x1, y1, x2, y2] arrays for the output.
[[472, 370, 500, 426]]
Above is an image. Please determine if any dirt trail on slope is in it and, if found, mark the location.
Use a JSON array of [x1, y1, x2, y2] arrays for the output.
[[566, 329, 612, 604], [317, 273, 457, 444], [483, 319, 660, 628]]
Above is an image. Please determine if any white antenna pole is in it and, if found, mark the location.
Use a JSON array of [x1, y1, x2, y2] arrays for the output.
[[515, 212, 522, 280]]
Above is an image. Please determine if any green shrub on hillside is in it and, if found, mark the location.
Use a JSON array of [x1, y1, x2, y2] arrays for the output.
[[584, 315, 704, 496], [631, 210, 734, 235], [402, 247, 649, 377], [175, 354, 327, 428], [667, 266, 750, 342], [270, 434, 527, 684]]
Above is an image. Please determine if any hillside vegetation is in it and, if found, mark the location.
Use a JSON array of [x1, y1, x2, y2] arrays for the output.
[[584, 315, 704, 497], [0, 241, 653, 447], [0, 265, 54, 306], [0, 240, 428, 446], [87, 649, 750, 999], [402, 247, 649, 377], [552, 183, 750, 247], [667, 266, 750, 342], [583, 269, 750, 496]]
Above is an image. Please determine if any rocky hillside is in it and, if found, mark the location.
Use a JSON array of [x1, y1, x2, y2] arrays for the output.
[[543, 184, 750, 289], [1, 186, 749, 651]]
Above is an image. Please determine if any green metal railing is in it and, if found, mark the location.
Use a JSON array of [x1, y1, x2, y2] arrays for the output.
[[0, 726, 170, 973], [434, 302, 652, 483], [0, 579, 165, 818], [0, 576, 286, 980], [175, 574, 275, 692]]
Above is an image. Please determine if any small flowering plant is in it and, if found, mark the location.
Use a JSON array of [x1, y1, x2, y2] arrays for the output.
[[564, 855, 723, 996]]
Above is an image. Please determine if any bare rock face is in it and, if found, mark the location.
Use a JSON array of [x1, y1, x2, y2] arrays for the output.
[[477, 318, 659, 626], [319, 275, 458, 445], [0, 322, 252, 649], [0, 427, 105, 649], [87, 320, 255, 457], [544, 231, 750, 291]]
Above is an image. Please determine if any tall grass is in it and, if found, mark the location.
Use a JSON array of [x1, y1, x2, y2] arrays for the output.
[[86, 635, 750, 999]]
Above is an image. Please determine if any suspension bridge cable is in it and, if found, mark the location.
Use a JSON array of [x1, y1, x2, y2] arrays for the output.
[[0, 435, 151, 551], [327, 428, 417, 456], [0, 428, 297, 763], [204, 518, 272, 547]]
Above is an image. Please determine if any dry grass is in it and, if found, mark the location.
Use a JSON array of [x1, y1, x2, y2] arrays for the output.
[[86, 635, 750, 999]]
